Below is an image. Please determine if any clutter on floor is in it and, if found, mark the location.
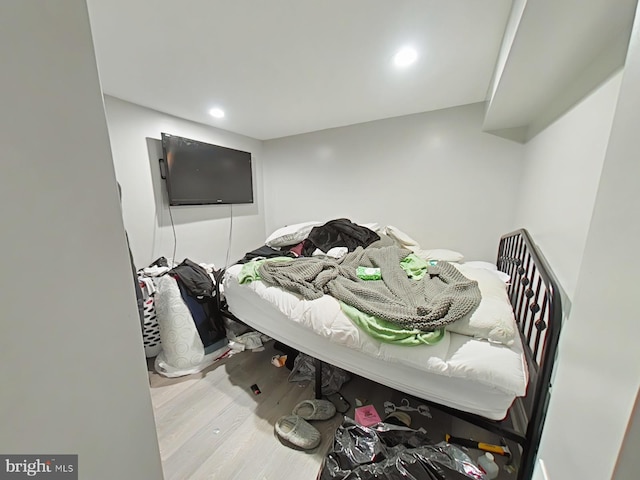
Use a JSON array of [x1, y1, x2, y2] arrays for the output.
[[139, 257, 231, 377], [445, 434, 511, 458], [275, 415, 322, 450], [384, 398, 432, 418], [354, 404, 381, 427], [227, 331, 270, 354], [288, 353, 350, 396], [271, 354, 288, 367], [265, 348, 512, 478], [323, 392, 351, 414], [293, 399, 337, 421], [274, 398, 338, 450], [477, 453, 500, 480], [319, 417, 486, 480], [384, 411, 412, 428]]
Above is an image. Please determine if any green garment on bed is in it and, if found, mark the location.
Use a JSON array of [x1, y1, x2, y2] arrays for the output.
[[340, 302, 445, 346], [356, 266, 382, 280], [343, 254, 444, 345], [237, 257, 293, 284], [399, 254, 437, 280]]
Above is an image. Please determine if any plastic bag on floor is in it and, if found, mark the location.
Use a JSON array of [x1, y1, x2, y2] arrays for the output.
[[319, 418, 486, 480], [288, 353, 350, 396]]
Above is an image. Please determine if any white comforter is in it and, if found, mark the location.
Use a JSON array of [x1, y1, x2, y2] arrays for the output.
[[224, 263, 527, 397]]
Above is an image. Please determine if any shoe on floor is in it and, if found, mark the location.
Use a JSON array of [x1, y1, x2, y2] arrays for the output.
[[275, 415, 321, 450], [292, 399, 337, 421]]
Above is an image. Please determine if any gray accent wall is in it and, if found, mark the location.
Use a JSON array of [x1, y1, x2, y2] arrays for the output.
[[263, 103, 524, 262]]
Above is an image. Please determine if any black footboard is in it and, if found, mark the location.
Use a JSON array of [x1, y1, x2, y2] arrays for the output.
[[497, 229, 563, 480]]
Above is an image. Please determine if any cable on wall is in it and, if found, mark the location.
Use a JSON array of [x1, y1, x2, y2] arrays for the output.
[[224, 204, 233, 270], [160, 157, 178, 266], [168, 202, 177, 267]]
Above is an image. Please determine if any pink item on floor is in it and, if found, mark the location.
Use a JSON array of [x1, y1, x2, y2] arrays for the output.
[[354, 405, 381, 427]]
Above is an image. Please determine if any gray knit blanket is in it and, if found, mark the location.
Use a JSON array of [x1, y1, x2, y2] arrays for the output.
[[258, 246, 481, 331]]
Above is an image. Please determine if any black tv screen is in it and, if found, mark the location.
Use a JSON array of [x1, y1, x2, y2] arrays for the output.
[[161, 133, 254, 205]]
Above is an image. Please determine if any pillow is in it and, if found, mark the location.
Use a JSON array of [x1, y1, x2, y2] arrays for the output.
[[384, 225, 464, 262], [265, 221, 322, 247], [446, 264, 517, 345], [384, 225, 421, 252], [463, 261, 497, 271], [463, 261, 510, 283], [416, 248, 464, 263]]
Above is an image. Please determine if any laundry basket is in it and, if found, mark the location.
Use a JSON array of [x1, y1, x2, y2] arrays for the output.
[[142, 297, 162, 357]]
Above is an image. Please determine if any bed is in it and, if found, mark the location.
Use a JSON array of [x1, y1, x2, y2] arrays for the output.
[[219, 227, 562, 480]]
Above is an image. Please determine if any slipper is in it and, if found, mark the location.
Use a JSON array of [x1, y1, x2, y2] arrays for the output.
[[275, 415, 321, 450], [292, 399, 337, 421]]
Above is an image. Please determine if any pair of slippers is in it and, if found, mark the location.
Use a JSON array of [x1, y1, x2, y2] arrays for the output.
[[274, 399, 337, 450]]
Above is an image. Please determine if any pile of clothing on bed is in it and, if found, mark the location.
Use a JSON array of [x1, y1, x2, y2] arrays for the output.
[[237, 218, 381, 263], [236, 218, 489, 346]]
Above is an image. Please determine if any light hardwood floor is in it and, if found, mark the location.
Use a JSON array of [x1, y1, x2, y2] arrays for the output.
[[149, 343, 344, 480], [148, 342, 517, 479]]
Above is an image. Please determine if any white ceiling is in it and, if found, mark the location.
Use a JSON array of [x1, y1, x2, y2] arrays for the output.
[[87, 0, 637, 142], [87, 0, 513, 140]]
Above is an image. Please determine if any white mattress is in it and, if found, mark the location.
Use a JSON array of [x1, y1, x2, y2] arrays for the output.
[[223, 264, 528, 420]]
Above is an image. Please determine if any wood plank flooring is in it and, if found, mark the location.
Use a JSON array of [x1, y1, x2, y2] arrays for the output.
[[149, 343, 342, 480], [148, 342, 518, 479]]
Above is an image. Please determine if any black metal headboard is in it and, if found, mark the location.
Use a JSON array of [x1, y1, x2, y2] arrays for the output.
[[497, 229, 563, 479]]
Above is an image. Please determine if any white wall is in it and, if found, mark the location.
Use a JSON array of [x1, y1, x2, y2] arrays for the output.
[[104, 96, 266, 268], [514, 70, 622, 299], [0, 2, 163, 479], [534, 3, 640, 477], [613, 390, 640, 479], [263, 103, 524, 261]]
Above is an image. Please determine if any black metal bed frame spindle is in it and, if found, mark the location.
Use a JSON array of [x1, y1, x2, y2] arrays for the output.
[[498, 229, 563, 480]]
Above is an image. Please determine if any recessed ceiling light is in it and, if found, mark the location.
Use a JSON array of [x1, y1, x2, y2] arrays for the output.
[[394, 47, 418, 67], [209, 108, 225, 118]]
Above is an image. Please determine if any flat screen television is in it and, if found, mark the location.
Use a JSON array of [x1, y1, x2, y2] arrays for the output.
[[161, 133, 254, 205]]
